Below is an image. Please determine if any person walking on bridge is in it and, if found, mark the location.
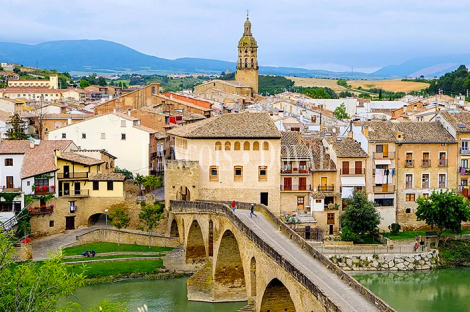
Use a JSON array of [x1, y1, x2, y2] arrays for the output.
[[250, 203, 257, 218], [231, 199, 236, 212]]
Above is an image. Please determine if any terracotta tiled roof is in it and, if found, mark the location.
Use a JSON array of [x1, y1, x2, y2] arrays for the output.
[[42, 114, 91, 120], [89, 173, 126, 181], [58, 152, 104, 166], [133, 125, 158, 133], [326, 137, 368, 158], [365, 121, 456, 143], [168, 112, 281, 139], [0, 140, 32, 154], [304, 138, 336, 171], [10, 140, 75, 178], [280, 132, 311, 158], [439, 111, 470, 133]]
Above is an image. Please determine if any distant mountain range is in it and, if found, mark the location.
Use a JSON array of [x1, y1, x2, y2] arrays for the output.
[[0, 39, 468, 79]]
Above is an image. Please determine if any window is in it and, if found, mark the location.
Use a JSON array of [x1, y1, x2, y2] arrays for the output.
[[253, 141, 259, 150], [35, 178, 49, 188], [121, 133, 126, 140], [263, 142, 269, 151], [462, 159, 469, 169], [0, 203, 11, 212], [210, 166, 218, 181], [215, 141, 222, 151], [151, 86, 156, 94], [316, 199, 322, 203], [107, 181, 114, 190], [244, 142, 250, 150], [376, 145, 383, 153], [422, 174, 430, 188], [405, 152, 413, 167], [224, 141, 231, 150], [101, 133, 106, 139], [93, 181, 99, 190], [81, 133, 86, 139], [259, 166, 267, 181], [4, 158, 13, 166], [297, 196, 304, 206], [406, 194, 416, 202], [234, 166, 243, 182], [423, 193, 429, 199], [327, 213, 335, 225], [49, 220, 54, 227], [374, 198, 394, 206], [234, 142, 240, 150], [69, 201, 76, 213], [405, 174, 413, 189], [121, 120, 126, 127], [439, 174, 446, 188], [406, 208, 411, 214], [62, 133, 66, 139]]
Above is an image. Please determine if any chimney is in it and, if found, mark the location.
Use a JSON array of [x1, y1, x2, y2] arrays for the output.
[[113, 107, 116, 114], [127, 109, 131, 116], [67, 118, 72, 125], [363, 126, 369, 137], [29, 140, 35, 149]]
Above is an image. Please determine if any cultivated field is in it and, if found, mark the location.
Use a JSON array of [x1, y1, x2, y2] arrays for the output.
[[347, 79, 429, 93], [289, 77, 429, 93]]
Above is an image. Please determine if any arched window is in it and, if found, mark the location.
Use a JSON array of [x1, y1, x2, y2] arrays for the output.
[[225, 142, 231, 150], [251, 58, 254, 67], [151, 86, 155, 94], [253, 141, 260, 151], [244, 141, 250, 150], [234, 142, 241, 150], [245, 58, 248, 68], [215, 141, 222, 150], [263, 142, 269, 151]]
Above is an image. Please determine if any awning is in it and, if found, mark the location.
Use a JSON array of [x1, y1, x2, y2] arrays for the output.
[[341, 176, 366, 187], [374, 159, 392, 165]]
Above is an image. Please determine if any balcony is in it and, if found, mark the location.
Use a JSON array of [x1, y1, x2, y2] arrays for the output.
[[34, 186, 55, 195], [461, 167, 470, 175], [59, 189, 89, 198], [318, 185, 335, 192], [460, 148, 470, 155], [0, 187, 21, 193], [405, 160, 414, 168], [373, 185, 396, 193], [460, 186, 470, 197], [373, 152, 395, 160], [281, 168, 310, 174], [340, 168, 365, 175], [280, 184, 311, 191], [422, 159, 431, 168], [438, 159, 448, 167], [57, 172, 88, 179], [29, 206, 54, 216]]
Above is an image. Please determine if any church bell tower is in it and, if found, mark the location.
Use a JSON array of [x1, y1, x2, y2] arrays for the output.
[[235, 13, 259, 94]]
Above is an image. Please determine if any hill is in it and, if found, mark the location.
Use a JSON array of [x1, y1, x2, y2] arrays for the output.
[[371, 54, 470, 78], [0, 40, 371, 78]]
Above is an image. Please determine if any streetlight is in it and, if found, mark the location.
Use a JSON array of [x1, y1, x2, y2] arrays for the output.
[[105, 209, 109, 228]]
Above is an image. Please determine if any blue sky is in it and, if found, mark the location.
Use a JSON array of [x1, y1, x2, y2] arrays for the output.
[[1, 0, 470, 73]]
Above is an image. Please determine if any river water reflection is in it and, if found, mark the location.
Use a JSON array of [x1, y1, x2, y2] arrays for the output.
[[62, 277, 246, 312], [352, 268, 470, 312]]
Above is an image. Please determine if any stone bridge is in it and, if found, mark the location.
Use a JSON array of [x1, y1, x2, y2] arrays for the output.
[[168, 201, 395, 312]]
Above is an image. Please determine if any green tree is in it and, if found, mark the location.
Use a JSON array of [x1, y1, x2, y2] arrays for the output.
[[341, 190, 380, 239], [303, 88, 331, 99], [142, 175, 163, 189], [115, 167, 133, 180], [337, 79, 348, 87], [5, 114, 29, 140], [109, 208, 130, 246], [0, 232, 85, 312], [333, 103, 349, 120], [416, 190, 470, 240], [13, 66, 21, 74], [58, 76, 68, 89], [79, 78, 91, 89], [97, 77, 107, 86], [378, 89, 383, 100], [139, 203, 164, 248]]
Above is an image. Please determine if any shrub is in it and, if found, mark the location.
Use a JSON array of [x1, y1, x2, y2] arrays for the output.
[[340, 226, 357, 242], [389, 223, 401, 236]]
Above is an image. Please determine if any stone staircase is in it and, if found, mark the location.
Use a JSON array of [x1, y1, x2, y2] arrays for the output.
[[236, 303, 255, 312]]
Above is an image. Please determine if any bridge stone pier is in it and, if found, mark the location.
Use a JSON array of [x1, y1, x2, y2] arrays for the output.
[[168, 201, 396, 312]]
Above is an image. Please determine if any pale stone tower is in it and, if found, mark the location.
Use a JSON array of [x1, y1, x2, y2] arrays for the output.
[[235, 14, 259, 94]]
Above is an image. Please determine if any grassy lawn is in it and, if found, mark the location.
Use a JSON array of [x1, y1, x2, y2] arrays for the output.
[[67, 259, 164, 278], [63, 242, 173, 256], [354, 236, 384, 245], [382, 229, 470, 240], [62, 254, 164, 263]]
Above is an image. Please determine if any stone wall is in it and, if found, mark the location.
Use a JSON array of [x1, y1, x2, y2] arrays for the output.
[[14, 243, 32, 261], [69, 228, 180, 248], [328, 250, 440, 271]]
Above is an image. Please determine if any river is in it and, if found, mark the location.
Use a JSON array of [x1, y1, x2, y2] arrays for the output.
[[352, 268, 470, 312], [62, 277, 247, 312]]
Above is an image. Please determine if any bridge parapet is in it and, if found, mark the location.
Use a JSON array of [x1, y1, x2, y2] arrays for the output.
[[170, 200, 396, 312]]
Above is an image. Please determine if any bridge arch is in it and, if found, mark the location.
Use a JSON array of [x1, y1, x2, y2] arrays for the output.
[[260, 278, 296, 312], [170, 219, 179, 237], [186, 220, 206, 264], [213, 229, 247, 301]]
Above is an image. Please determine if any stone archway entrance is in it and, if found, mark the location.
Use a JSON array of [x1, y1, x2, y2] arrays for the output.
[[176, 186, 190, 201], [260, 278, 295, 312], [170, 219, 179, 237], [214, 230, 246, 301], [88, 213, 105, 226]]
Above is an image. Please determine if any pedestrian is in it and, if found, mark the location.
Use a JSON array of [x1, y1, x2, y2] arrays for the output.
[[413, 242, 418, 252], [250, 203, 257, 218], [231, 199, 236, 212], [420, 239, 425, 252]]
